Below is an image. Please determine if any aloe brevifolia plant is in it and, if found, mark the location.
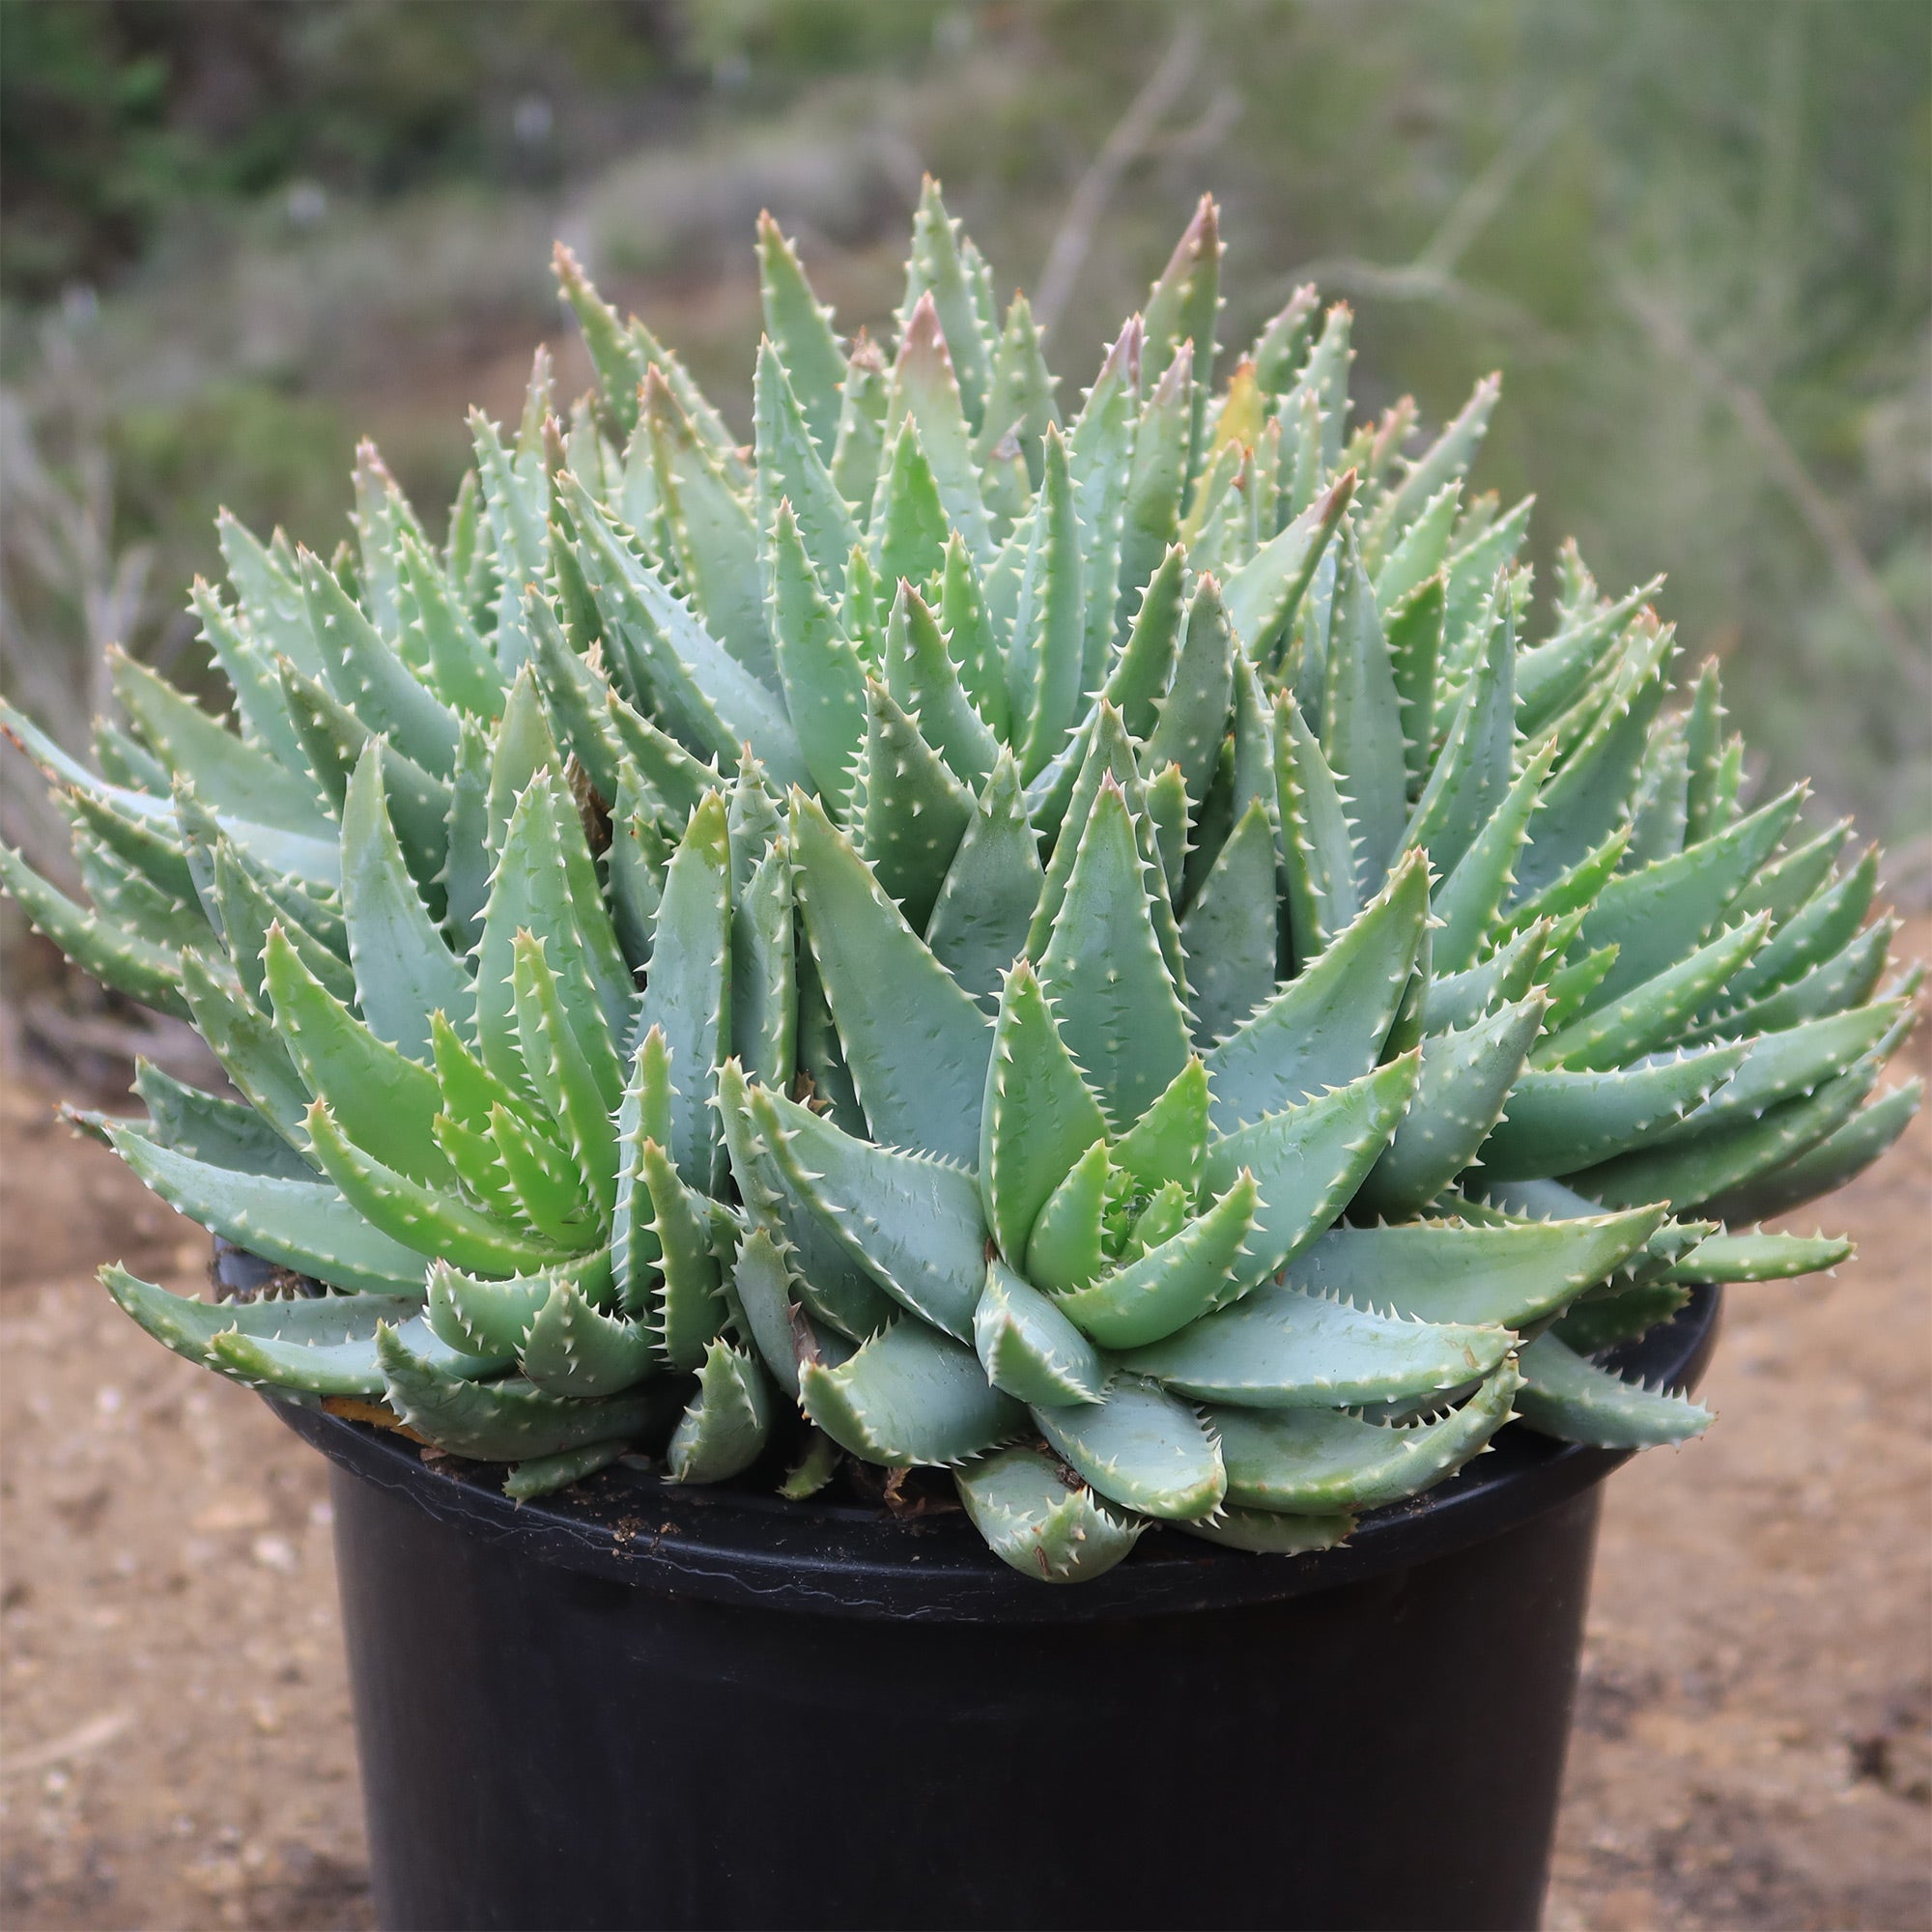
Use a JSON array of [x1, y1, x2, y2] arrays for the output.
[[2, 189, 1919, 1581]]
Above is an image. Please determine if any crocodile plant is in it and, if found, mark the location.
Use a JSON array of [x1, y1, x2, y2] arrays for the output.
[[2, 189, 1919, 1581]]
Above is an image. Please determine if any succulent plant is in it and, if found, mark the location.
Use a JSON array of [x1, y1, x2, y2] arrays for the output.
[[3, 187, 1919, 1582]]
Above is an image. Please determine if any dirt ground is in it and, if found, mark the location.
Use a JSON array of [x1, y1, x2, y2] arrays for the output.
[[0, 945, 1927, 1932]]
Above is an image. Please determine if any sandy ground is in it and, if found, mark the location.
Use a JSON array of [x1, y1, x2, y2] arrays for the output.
[[0, 958, 1927, 1931]]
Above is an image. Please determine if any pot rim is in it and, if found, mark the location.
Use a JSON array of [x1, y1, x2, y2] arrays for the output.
[[269, 1285, 1720, 1623]]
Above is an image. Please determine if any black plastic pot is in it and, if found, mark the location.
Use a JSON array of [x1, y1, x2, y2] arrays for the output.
[[272, 1289, 1719, 1932]]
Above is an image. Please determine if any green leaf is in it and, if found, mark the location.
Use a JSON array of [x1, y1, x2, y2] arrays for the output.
[[1122, 1285, 1513, 1409], [789, 789, 991, 1166], [1572, 1057, 1881, 1214], [1353, 996, 1547, 1218], [644, 370, 776, 686], [427, 1256, 604, 1355], [871, 418, 952, 595], [108, 649, 329, 835], [883, 582, 1001, 792], [732, 840, 797, 1094], [746, 1081, 984, 1343], [378, 1324, 671, 1461], [897, 179, 993, 422], [0, 843, 188, 1020], [853, 677, 974, 932], [667, 1341, 773, 1483], [1009, 426, 1087, 781], [754, 339, 859, 597], [340, 745, 472, 1062], [1213, 1359, 1521, 1514], [1179, 800, 1280, 1048], [937, 531, 1011, 740], [1423, 919, 1551, 1033], [1535, 915, 1771, 1071], [638, 1136, 729, 1368], [1515, 619, 1673, 897], [1116, 353, 1191, 643], [1514, 1332, 1710, 1448], [634, 790, 731, 1193], [275, 659, 444, 901], [1147, 576, 1235, 813], [1316, 542, 1407, 895], [1428, 738, 1559, 973], [1036, 778, 1192, 1130], [503, 1441, 631, 1501], [211, 1313, 507, 1398], [764, 498, 867, 816], [262, 924, 455, 1189], [1033, 1374, 1224, 1522], [1386, 574, 1445, 796], [1401, 596, 1517, 879], [305, 1100, 567, 1276], [1630, 1002, 1901, 1153], [1479, 1041, 1748, 1179], [889, 292, 994, 561], [1578, 786, 1805, 1007], [130, 1062, 313, 1179], [1206, 847, 1427, 1131], [1176, 1509, 1354, 1555], [716, 1059, 895, 1342], [802, 1320, 1022, 1467], [297, 552, 460, 781], [101, 1264, 420, 1371], [1025, 1139, 1113, 1295], [1699, 1077, 1920, 1225], [1275, 689, 1361, 955], [973, 1259, 1108, 1406], [102, 1122, 428, 1295], [829, 331, 889, 513], [1701, 845, 1880, 1016], [980, 957, 1108, 1263], [1142, 194, 1220, 457], [925, 752, 1045, 1012], [1284, 1206, 1663, 1327], [177, 952, 312, 1150], [1112, 1057, 1209, 1199], [1223, 472, 1354, 668], [954, 1445, 1143, 1584], [511, 932, 621, 1224], [566, 475, 806, 785], [1206, 1053, 1421, 1288], [755, 213, 845, 453], [1692, 918, 1896, 1042], [974, 292, 1058, 483], [1663, 1231, 1853, 1285], [522, 1279, 656, 1396]]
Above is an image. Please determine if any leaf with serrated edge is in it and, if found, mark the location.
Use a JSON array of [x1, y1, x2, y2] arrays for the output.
[[1211, 1358, 1521, 1513], [1032, 1374, 1224, 1522], [954, 1445, 1143, 1584], [746, 1081, 984, 1342], [1122, 1285, 1512, 1408], [801, 1320, 1023, 1467], [789, 789, 991, 1165], [1514, 1332, 1710, 1447], [1283, 1207, 1663, 1327], [974, 1259, 1107, 1406]]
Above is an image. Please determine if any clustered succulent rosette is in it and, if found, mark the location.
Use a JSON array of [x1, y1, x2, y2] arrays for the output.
[[3, 188, 1920, 1580]]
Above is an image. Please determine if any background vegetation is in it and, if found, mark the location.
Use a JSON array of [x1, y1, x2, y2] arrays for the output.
[[3, 0, 1926, 896]]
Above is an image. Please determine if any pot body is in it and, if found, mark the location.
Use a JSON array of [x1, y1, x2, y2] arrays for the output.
[[329, 1459, 1598, 1932], [286, 1289, 1719, 1932]]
